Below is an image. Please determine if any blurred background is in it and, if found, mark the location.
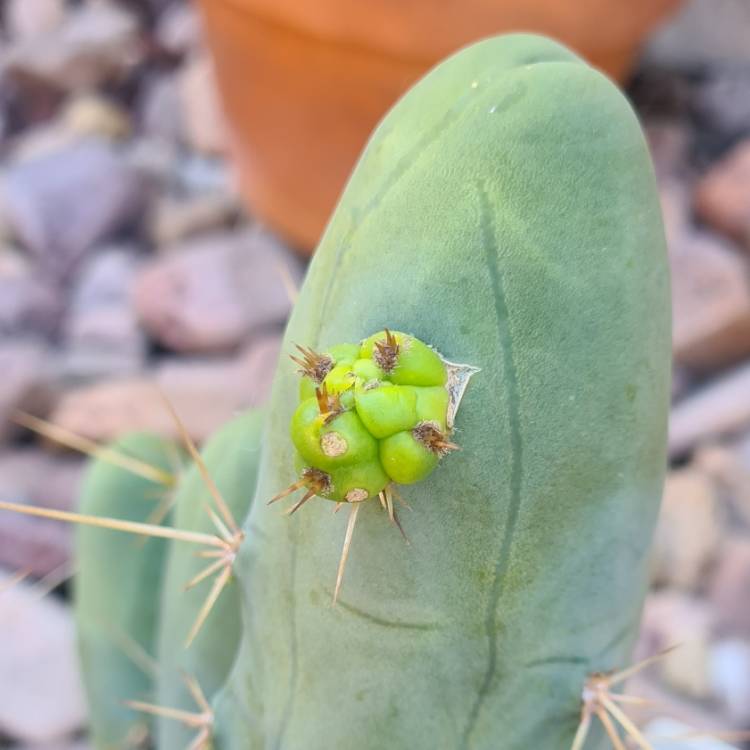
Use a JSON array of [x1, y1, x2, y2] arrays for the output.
[[0, 0, 749, 747]]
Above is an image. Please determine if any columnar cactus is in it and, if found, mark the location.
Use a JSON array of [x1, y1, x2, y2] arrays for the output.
[[0, 31, 670, 750]]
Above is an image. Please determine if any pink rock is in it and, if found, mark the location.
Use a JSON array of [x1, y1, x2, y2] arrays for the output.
[[710, 537, 750, 635], [671, 231, 750, 372], [651, 468, 724, 591], [134, 229, 300, 353], [695, 140, 750, 251], [50, 334, 281, 444]]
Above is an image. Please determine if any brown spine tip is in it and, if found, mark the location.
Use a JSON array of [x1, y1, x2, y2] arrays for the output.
[[290, 344, 333, 383], [412, 421, 459, 457], [315, 383, 345, 424], [373, 329, 400, 373]]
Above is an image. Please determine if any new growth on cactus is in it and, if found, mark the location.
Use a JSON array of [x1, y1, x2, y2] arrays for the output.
[[271, 329, 478, 601]]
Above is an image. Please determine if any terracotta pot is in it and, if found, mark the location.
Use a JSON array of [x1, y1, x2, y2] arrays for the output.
[[198, 0, 680, 253]]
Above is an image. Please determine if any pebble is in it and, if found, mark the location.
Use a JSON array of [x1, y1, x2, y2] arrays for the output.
[[710, 638, 750, 724], [0, 339, 55, 442], [5, 0, 66, 42], [710, 537, 750, 635], [644, 717, 738, 749], [671, 230, 750, 371], [0, 139, 147, 283], [148, 191, 240, 247], [177, 53, 227, 155], [49, 334, 281, 443], [639, 592, 715, 700], [669, 361, 750, 456], [133, 228, 300, 353], [651, 468, 724, 590], [3, 2, 141, 91], [0, 573, 86, 742], [59, 246, 146, 381], [695, 139, 750, 251]]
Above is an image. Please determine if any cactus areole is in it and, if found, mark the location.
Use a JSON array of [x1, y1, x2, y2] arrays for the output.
[[274, 330, 479, 512]]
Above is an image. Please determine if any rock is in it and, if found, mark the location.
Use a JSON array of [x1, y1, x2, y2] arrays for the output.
[[5, 0, 66, 42], [624, 676, 730, 740], [124, 136, 179, 184], [710, 537, 750, 635], [176, 153, 232, 195], [0, 449, 83, 512], [148, 191, 240, 247], [139, 72, 183, 144], [643, 0, 750, 70], [0, 449, 83, 577], [694, 68, 750, 145], [670, 230, 750, 371], [0, 513, 70, 580], [695, 140, 750, 251], [4, 2, 142, 91], [695, 444, 750, 530], [61, 94, 131, 141], [59, 246, 146, 381], [0, 573, 86, 742], [50, 334, 281, 443], [659, 178, 692, 251], [651, 468, 724, 590], [156, 2, 202, 56], [0, 339, 55, 442], [177, 53, 227, 155], [0, 248, 61, 337], [644, 717, 738, 749], [669, 361, 750, 456], [646, 122, 692, 181], [639, 592, 715, 700], [7, 122, 81, 164], [0, 139, 147, 283], [134, 229, 300, 353], [710, 639, 750, 724]]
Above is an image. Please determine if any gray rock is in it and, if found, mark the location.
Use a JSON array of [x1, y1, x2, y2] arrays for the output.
[[156, 3, 202, 57], [0, 140, 147, 283], [0, 449, 83, 577], [139, 72, 184, 144], [5, 0, 66, 42], [644, 717, 738, 749], [0, 339, 55, 442], [0, 572, 86, 742], [710, 638, 750, 724], [134, 228, 300, 353], [669, 362, 750, 456], [643, 0, 750, 71], [0, 449, 83, 513], [3, 2, 141, 91], [59, 246, 146, 381], [710, 537, 750, 635], [0, 249, 61, 337]]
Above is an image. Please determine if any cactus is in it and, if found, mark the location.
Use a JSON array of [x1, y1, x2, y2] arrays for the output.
[[75, 432, 183, 748], [211, 32, 670, 750], [0, 32, 671, 750]]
